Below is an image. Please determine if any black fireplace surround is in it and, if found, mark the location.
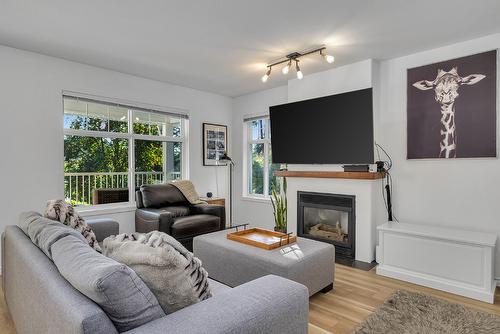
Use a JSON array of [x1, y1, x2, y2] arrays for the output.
[[297, 191, 355, 260]]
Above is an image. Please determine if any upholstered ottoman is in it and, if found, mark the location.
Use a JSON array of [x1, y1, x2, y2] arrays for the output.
[[193, 229, 335, 296]]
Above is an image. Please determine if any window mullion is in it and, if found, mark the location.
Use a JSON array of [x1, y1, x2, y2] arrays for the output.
[[128, 109, 135, 202]]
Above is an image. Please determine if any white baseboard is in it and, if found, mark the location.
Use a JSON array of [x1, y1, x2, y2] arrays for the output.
[[377, 264, 496, 303]]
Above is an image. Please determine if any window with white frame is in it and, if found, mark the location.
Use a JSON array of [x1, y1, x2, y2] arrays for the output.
[[63, 94, 187, 206], [245, 117, 281, 198]]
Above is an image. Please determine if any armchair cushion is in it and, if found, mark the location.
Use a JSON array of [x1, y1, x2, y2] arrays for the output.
[[171, 215, 220, 238], [190, 204, 226, 229], [161, 206, 190, 218], [140, 184, 187, 208]]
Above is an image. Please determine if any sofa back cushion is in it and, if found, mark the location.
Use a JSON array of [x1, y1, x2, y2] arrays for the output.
[[3, 225, 118, 334], [140, 183, 187, 208], [52, 235, 165, 332], [17, 211, 87, 259]]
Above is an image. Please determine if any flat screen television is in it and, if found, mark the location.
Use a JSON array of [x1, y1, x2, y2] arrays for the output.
[[269, 88, 374, 164]]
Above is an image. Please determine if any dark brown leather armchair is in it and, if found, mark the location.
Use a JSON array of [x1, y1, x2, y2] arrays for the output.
[[135, 183, 225, 251]]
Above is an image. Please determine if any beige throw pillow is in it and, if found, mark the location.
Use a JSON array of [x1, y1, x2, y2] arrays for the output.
[[103, 231, 211, 314]]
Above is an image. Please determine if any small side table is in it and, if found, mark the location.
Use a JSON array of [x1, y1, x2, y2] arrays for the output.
[[200, 197, 225, 206]]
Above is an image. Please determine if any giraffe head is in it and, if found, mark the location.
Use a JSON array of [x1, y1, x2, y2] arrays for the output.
[[413, 67, 485, 105]]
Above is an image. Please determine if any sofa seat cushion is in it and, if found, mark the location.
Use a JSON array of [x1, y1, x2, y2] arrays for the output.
[[52, 235, 165, 332], [103, 231, 212, 314], [171, 214, 220, 238], [140, 183, 187, 208]]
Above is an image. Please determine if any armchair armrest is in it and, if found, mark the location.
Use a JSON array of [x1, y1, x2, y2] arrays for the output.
[[123, 275, 309, 334], [191, 204, 226, 229], [135, 209, 175, 234], [86, 218, 119, 242]]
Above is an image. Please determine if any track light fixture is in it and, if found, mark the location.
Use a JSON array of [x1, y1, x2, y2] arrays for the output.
[[261, 46, 334, 82]]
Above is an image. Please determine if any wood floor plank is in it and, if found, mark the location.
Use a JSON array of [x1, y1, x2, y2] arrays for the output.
[[1, 264, 500, 334]]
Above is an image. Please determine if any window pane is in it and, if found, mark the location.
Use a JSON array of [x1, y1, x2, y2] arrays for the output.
[[133, 110, 150, 135], [64, 98, 87, 130], [268, 146, 281, 195], [64, 135, 129, 206], [249, 143, 264, 195], [250, 119, 266, 140], [135, 140, 182, 187], [63, 98, 128, 133], [108, 106, 128, 133], [133, 110, 182, 137], [86, 101, 109, 131]]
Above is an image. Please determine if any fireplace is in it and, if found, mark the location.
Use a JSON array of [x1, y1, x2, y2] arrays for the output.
[[297, 191, 355, 260]]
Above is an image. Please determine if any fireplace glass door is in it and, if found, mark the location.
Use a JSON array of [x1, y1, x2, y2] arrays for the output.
[[303, 207, 350, 246], [297, 191, 355, 259]]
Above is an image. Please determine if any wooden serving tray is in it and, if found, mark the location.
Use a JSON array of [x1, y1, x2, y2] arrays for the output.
[[227, 228, 297, 250]]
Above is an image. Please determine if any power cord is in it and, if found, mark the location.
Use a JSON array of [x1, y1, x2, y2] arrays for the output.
[[375, 142, 398, 222]]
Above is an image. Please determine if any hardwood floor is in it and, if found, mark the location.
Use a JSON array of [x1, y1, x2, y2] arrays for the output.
[[309, 264, 500, 334], [1, 265, 499, 334]]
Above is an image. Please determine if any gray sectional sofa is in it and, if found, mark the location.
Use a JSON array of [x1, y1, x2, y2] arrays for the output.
[[2, 213, 309, 334]]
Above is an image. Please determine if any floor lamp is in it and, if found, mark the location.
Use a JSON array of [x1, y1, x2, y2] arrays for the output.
[[218, 152, 234, 227]]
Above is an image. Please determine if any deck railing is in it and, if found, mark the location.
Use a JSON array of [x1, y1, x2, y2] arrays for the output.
[[64, 171, 181, 205]]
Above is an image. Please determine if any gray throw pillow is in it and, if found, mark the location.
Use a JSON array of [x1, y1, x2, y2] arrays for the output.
[[103, 231, 212, 314], [18, 211, 87, 259], [52, 235, 165, 332]]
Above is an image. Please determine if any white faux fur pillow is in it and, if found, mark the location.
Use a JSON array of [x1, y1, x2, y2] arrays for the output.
[[103, 231, 211, 314]]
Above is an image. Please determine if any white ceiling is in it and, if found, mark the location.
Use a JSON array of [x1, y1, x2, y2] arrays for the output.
[[1, 1, 500, 97]]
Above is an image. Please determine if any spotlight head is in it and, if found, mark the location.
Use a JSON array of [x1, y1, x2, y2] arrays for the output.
[[282, 60, 291, 75], [320, 49, 335, 63], [262, 67, 271, 83], [295, 60, 303, 80]]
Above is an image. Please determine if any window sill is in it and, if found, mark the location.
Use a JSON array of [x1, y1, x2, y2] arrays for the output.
[[240, 195, 271, 204], [76, 203, 136, 217]]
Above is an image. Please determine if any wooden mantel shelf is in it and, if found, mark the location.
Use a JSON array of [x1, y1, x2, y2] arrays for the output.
[[274, 170, 386, 180]]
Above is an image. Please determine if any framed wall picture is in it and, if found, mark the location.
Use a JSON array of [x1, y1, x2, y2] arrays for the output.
[[407, 50, 497, 159], [203, 123, 228, 166]]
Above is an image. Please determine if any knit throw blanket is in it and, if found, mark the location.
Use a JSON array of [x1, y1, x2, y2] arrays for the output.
[[169, 180, 207, 205]]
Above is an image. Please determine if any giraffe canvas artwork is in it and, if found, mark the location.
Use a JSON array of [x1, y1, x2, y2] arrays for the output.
[[407, 50, 496, 159]]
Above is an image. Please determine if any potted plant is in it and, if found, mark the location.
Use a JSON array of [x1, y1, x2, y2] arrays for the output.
[[271, 177, 287, 234]]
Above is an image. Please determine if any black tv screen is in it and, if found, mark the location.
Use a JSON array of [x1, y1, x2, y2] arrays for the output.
[[270, 88, 374, 164]]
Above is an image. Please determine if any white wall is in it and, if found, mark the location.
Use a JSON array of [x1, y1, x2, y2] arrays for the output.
[[377, 33, 500, 278], [232, 34, 500, 277], [0, 45, 232, 241]]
